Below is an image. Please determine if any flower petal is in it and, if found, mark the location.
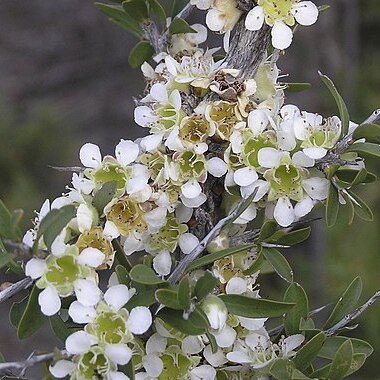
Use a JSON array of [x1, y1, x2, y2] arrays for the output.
[[68, 301, 96, 324], [181, 179, 202, 199], [271, 21, 293, 50], [303, 147, 327, 159], [79, 143, 102, 169], [127, 306, 152, 335], [212, 325, 236, 348], [245, 6, 265, 31], [74, 279, 101, 307], [104, 284, 131, 311], [143, 354, 164, 378], [302, 177, 329, 200], [115, 139, 139, 166], [25, 258, 47, 279], [49, 360, 76, 378], [105, 343, 132, 365], [38, 286, 61, 316], [207, 157, 228, 178], [234, 167, 258, 187], [65, 331, 96, 355], [292, 1, 318, 26], [274, 197, 295, 227], [153, 251, 172, 276], [225, 277, 247, 295], [258, 147, 284, 168], [294, 196, 314, 218], [179, 233, 199, 255], [77, 247, 105, 268], [190, 365, 216, 380]]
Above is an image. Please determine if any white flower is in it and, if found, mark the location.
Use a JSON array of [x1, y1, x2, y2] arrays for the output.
[[205, 0, 242, 33]]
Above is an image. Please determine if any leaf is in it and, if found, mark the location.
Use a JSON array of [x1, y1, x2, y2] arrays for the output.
[[243, 250, 265, 275], [347, 191, 374, 222], [156, 288, 182, 310], [270, 359, 295, 380], [319, 72, 349, 137], [171, 0, 189, 17], [219, 295, 295, 318], [125, 288, 157, 310], [352, 123, 380, 143], [324, 276, 362, 329], [346, 142, 380, 158], [169, 18, 196, 34], [284, 283, 309, 335], [285, 83, 312, 93], [17, 285, 47, 339], [115, 264, 130, 285], [50, 315, 73, 342], [186, 244, 255, 272], [157, 308, 208, 335], [292, 331, 326, 371], [122, 0, 149, 21], [318, 337, 373, 360], [120, 359, 135, 379], [92, 181, 117, 215], [0, 252, 15, 269], [206, 331, 218, 354], [0, 199, 13, 238], [335, 169, 376, 184], [262, 247, 293, 282], [270, 227, 311, 246], [147, 0, 166, 24], [194, 271, 218, 301], [95, 3, 143, 37], [33, 205, 76, 252], [327, 340, 353, 380], [346, 353, 367, 376], [178, 275, 191, 310], [258, 220, 278, 242], [9, 296, 28, 328], [112, 239, 133, 271], [326, 184, 339, 228], [128, 41, 155, 68], [129, 264, 166, 285]]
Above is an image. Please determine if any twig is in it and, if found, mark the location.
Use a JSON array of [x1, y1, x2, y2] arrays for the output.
[[168, 188, 258, 283], [325, 290, 380, 337], [4, 240, 49, 261], [0, 277, 33, 304], [0, 351, 66, 375], [48, 165, 84, 173]]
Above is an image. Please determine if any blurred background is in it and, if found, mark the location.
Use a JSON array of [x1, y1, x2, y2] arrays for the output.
[[0, 0, 379, 378]]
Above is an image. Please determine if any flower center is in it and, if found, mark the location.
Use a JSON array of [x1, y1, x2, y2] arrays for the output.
[[258, 0, 297, 26]]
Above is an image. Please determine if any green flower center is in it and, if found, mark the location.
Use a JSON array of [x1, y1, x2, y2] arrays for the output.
[[45, 255, 79, 291], [243, 132, 276, 168], [207, 101, 241, 140], [77, 348, 113, 379], [176, 151, 206, 181], [179, 115, 211, 144], [91, 311, 128, 344], [258, 0, 297, 26], [156, 105, 185, 131]]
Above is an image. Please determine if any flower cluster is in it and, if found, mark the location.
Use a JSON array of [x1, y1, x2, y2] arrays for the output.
[[191, 0, 319, 49]]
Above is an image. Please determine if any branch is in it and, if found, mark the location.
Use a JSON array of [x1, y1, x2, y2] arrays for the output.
[[325, 290, 380, 337], [168, 188, 258, 283], [0, 277, 33, 304], [48, 165, 85, 173], [0, 351, 66, 375]]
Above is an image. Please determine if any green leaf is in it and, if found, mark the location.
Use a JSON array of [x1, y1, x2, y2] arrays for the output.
[[243, 250, 265, 275], [293, 331, 326, 371], [346, 353, 367, 376], [171, 0, 189, 17], [326, 184, 339, 227], [157, 308, 208, 335], [178, 275, 191, 310], [0, 252, 15, 269], [206, 331, 218, 354], [194, 271, 218, 301], [125, 288, 157, 310], [270, 359, 295, 380], [156, 288, 182, 310], [285, 83, 312, 93], [17, 285, 47, 339], [0, 199, 14, 238], [324, 276, 362, 329], [335, 169, 377, 184], [319, 72, 349, 137], [122, 0, 149, 21], [346, 142, 380, 158], [33, 205, 76, 252], [112, 239, 133, 272], [347, 191, 374, 222], [169, 17, 196, 34], [352, 123, 380, 143], [186, 244, 255, 272], [262, 247, 293, 282], [270, 227, 311, 246], [258, 220, 278, 242], [219, 295, 295, 318], [327, 340, 353, 380], [50, 315, 72, 342], [128, 41, 155, 68], [95, 3, 143, 37], [129, 264, 166, 285], [319, 337, 373, 360], [284, 283, 309, 335], [92, 181, 117, 215], [147, 0, 166, 24], [9, 296, 28, 328], [120, 359, 135, 379], [10, 209, 23, 240], [115, 264, 130, 285]]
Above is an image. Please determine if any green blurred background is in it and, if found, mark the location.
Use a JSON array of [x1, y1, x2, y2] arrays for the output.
[[0, 0, 379, 378]]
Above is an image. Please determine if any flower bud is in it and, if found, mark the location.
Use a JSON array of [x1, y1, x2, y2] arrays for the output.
[[201, 295, 228, 331]]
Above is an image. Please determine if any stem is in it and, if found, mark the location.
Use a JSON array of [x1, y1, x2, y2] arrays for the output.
[[0, 277, 33, 304]]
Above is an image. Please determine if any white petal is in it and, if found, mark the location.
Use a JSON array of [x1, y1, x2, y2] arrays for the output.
[[108, 372, 130, 380], [238, 317, 267, 331], [175, 204, 193, 223], [203, 345, 228, 367], [181, 193, 207, 208], [134, 106, 157, 127], [74, 279, 101, 307], [238, 204, 257, 223], [77, 203, 93, 233], [150, 83, 169, 103], [105, 284, 131, 311], [77, 247, 105, 268], [164, 55, 178, 76], [127, 306, 152, 335], [274, 197, 295, 227], [105, 344, 132, 365], [225, 277, 247, 295], [25, 258, 47, 279], [190, 365, 216, 380], [170, 90, 182, 109], [245, 6, 265, 31], [226, 351, 251, 364], [146, 333, 167, 354], [283, 334, 305, 353], [144, 207, 167, 230], [153, 251, 172, 276], [143, 354, 164, 377], [38, 286, 61, 316], [234, 167, 258, 187], [23, 229, 35, 248], [140, 134, 163, 152], [303, 147, 327, 159], [65, 331, 95, 355], [294, 196, 314, 218], [181, 180, 202, 200], [281, 105, 300, 120], [179, 233, 199, 255], [212, 325, 236, 348], [123, 233, 144, 256], [207, 157, 228, 178], [115, 139, 139, 166], [68, 301, 96, 324], [79, 143, 102, 169], [292, 1, 318, 26], [258, 148, 284, 168], [292, 151, 315, 167], [104, 221, 120, 240], [248, 109, 268, 135], [240, 180, 269, 201], [49, 360, 76, 378], [271, 21, 293, 50], [182, 336, 204, 355], [206, 9, 225, 32], [302, 177, 329, 200]]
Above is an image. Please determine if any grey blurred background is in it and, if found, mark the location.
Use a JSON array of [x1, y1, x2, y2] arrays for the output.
[[1, 0, 380, 378]]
